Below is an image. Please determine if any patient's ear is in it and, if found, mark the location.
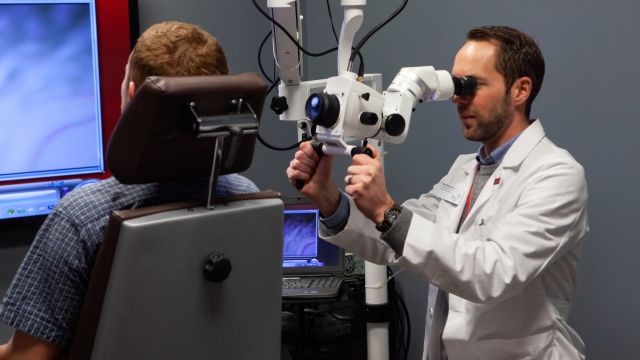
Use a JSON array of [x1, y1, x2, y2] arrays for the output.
[[128, 81, 136, 100]]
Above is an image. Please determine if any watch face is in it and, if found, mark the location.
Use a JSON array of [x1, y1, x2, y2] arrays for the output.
[[377, 204, 402, 233], [387, 208, 401, 219], [386, 205, 402, 221]]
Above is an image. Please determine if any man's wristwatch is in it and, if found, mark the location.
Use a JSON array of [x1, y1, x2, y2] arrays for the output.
[[376, 203, 403, 233]]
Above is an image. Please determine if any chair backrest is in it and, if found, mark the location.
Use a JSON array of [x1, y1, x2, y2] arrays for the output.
[[107, 73, 267, 184], [67, 73, 284, 359], [68, 192, 283, 360]]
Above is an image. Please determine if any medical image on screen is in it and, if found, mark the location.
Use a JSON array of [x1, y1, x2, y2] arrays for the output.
[[0, 2, 102, 181], [283, 210, 318, 258]]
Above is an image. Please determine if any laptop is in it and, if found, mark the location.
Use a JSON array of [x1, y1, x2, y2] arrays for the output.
[[281, 197, 345, 299]]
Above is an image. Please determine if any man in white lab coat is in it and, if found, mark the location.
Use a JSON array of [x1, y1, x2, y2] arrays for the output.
[[286, 26, 588, 359]]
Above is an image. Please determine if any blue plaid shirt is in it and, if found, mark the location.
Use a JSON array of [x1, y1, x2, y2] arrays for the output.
[[0, 174, 258, 347]]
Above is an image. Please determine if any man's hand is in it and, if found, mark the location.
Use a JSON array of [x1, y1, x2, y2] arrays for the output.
[[345, 146, 395, 224], [286, 141, 341, 216]]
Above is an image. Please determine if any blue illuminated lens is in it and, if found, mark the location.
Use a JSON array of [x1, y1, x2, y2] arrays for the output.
[[306, 94, 322, 120]]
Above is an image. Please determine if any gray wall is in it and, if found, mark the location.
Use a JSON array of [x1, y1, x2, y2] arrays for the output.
[[1, 0, 638, 358]]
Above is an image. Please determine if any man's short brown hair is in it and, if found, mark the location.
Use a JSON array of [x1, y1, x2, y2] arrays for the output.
[[467, 26, 545, 118], [128, 21, 229, 86]]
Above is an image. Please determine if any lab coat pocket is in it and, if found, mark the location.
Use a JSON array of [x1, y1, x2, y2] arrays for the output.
[[476, 222, 495, 241], [434, 197, 463, 229]]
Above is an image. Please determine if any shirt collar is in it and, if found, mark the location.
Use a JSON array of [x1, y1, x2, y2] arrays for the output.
[[476, 133, 521, 165]]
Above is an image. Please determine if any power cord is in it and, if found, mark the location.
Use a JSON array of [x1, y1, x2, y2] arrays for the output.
[[253, 0, 404, 151], [251, 0, 337, 57], [326, 0, 365, 77], [258, 31, 274, 83], [347, 0, 409, 73], [387, 266, 411, 360], [255, 76, 304, 151]]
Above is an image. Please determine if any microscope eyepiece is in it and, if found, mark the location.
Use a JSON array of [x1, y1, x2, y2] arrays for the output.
[[305, 93, 340, 128], [452, 76, 478, 97]]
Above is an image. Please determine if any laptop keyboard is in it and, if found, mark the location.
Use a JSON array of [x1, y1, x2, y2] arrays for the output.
[[282, 277, 343, 289]]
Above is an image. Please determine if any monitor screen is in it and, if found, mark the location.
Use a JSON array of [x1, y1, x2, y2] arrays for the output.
[[282, 200, 344, 275], [0, 0, 135, 221], [283, 208, 320, 261]]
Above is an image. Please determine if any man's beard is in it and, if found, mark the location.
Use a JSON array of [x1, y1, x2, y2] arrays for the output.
[[464, 94, 511, 142]]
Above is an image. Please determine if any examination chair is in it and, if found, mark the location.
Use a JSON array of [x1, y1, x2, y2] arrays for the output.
[[67, 73, 284, 360]]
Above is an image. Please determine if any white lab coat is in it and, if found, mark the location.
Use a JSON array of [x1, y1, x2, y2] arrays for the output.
[[321, 120, 588, 360]]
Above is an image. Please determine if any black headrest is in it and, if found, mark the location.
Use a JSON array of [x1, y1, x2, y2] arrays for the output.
[[107, 73, 267, 184]]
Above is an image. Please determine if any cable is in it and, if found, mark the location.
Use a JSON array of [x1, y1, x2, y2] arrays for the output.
[[347, 0, 408, 72], [254, 1, 366, 152], [327, 311, 353, 321], [266, 76, 280, 94], [258, 31, 273, 83], [388, 270, 400, 359], [326, 0, 339, 43], [326, 0, 366, 77], [257, 0, 365, 87], [397, 287, 411, 360], [252, 0, 338, 57], [387, 266, 411, 360], [356, 53, 365, 78], [257, 133, 302, 151], [255, 77, 303, 152], [253, 2, 322, 152], [253, 0, 333, 153], [256, 132, 302, 151]]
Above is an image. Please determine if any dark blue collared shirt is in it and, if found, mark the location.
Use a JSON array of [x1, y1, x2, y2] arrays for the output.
[[476, 133, 520, 165]]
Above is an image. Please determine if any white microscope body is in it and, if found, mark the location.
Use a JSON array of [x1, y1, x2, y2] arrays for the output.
[[264, 2, 475, 359]]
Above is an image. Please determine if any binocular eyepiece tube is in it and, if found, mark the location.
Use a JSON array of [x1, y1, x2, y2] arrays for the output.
[[452, 76, 478, 97]]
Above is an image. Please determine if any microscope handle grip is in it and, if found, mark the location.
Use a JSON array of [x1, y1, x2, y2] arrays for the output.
[[310, 140, 324, 156], [295, 141, 324, 190], [350, 146, 373, 157]]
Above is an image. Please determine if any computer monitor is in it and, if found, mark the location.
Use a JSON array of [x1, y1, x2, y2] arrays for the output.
[[282, 198, 344, 276], [0, 0, 137, 222]]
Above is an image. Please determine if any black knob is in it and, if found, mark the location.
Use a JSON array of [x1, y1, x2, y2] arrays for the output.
[[359, 112, 378, 126], [270, 96, 289, 115], [384, 113, 406, 137], [203, 252, 232, 283]]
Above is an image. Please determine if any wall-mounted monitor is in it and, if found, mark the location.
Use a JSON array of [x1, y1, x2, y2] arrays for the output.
[[0, 0, 137, 221]]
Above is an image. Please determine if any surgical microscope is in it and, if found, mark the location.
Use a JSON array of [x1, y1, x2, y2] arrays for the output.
[[260, 1, 477, 359]]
